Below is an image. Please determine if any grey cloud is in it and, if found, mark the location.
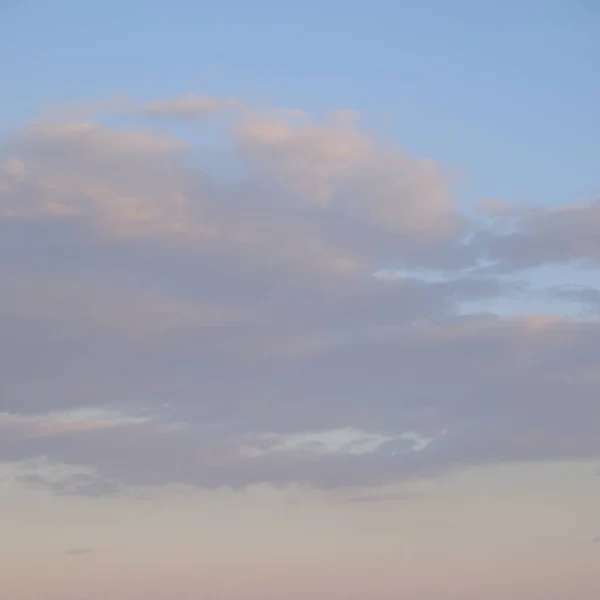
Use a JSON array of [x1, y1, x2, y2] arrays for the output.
[[482, 200, 600, 269], [3, 314, 600, 492], [1, 95, 599, 494]]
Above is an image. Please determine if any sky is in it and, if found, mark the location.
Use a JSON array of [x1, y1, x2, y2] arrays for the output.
[[1, 1, 599, 599]]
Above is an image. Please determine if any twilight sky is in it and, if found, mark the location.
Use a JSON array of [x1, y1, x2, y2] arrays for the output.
[[1, 2, 600, 599]]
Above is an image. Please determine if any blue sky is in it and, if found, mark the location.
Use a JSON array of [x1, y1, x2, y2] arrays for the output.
[[2, 0, 599, 209]]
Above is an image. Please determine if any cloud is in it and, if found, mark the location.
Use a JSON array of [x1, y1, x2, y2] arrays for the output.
[[0, 93, 599, 494], [481, 200, 600, 269], [551, 284, 600, 316], [235, 108, 460, 237], [1, 101, 464, 272]]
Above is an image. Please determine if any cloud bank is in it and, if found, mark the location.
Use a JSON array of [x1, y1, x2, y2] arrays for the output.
[[1, 94, 599, 494]]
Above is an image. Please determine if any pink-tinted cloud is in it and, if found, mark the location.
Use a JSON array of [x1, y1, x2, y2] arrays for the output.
[[1, 94, 599, 494]]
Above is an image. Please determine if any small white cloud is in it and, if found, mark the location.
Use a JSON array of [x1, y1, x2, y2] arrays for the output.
[[398, 431, 435, 452], [0, 407, 151, 439], [241, 428, 434, 458]]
